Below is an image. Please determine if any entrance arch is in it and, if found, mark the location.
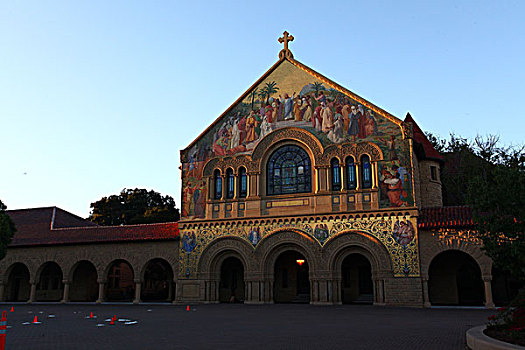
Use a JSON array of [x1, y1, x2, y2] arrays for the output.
[[273, 250, 310, 303], [428, 250, 484, 306], [36, 262, 63, 302], [69, 261, 98, 302], [141, 259, 174, 302], [6, 263, 30, 302], [219, 257, 245, 303], [105, 260, 135, 302], [341, 253, 373, 304]]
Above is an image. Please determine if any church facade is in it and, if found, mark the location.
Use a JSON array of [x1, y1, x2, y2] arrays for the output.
[[1, 33, 514, 308], [175, 33, 501, 307]]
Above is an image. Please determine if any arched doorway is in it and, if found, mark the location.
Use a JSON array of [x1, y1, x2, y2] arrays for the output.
[[341, 253, 373, 304], [273, 251, 310, 303], [142, 259, 174, 302], [105, 260, 134, 302], [6, 263, 30, 302], [69, 261, 98, 302], [428, 250, 484, 306], [36, 262, 64, 302], [492, 266, 524, 306], [219, 257, 245, 303]]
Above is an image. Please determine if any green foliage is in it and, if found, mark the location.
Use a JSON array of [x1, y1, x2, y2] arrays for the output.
[[0, 200, 16, 260], [487, 290, 525, 345], [467, 144, 525, 283], [88, 188, 180, 226], [426, 132, 525, 283]]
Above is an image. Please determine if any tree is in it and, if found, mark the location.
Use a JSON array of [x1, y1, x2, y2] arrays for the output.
[[88, 188, 180, 226], [247, 88, 259, 110], [312, 82, 325, 95], [0, 200, 16, 260], [263, 81, 279, 104], [426, 132, 525, 283], [467, 143, 525, 283]]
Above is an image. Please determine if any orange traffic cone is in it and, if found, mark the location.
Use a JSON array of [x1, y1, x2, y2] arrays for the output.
[[110, 316, 115, 325], [9, 307, 13, 312], [32, 315, 38, 323], [186, 305, 190, 311], [90, 312, 94, 319]]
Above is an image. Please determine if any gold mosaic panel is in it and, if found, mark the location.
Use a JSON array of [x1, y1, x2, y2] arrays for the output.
[[179, 216, 420, 279]]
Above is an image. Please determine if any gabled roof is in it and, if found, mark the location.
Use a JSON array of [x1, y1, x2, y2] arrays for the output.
[[182, 52, 405, 154], [7, 207, 179, 247], [404, 113, 443, 162], [418, 206, 474, 228]]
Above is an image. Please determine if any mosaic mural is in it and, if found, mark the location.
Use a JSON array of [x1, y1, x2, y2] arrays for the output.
[[181, 60, 413, 219], [179, 216, 420, 279]]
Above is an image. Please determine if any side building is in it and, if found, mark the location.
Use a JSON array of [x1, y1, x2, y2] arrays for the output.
[[0, 207, 179, 304]]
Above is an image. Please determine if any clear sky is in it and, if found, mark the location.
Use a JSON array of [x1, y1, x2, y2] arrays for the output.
[[2, 0, 524, 218]]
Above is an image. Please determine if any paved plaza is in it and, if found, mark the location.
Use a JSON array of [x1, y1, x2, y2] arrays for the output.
[[1, 303, 491, 349]]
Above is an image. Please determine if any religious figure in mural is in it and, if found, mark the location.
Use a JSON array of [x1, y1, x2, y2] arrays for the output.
[[248, 228, 261, 246], [314, 224, 329, 244], [392, 220, 415, 246], [180, 62, 412, 219], [183, 232, 197, 253]]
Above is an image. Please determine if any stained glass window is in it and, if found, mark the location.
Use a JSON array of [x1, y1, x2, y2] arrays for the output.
[[214, 169, 222, 200], [226, 168, 234, 199], [346, 156, 357, 190], [267, 145, 312, 196], [239, 167, 247, 198], [361, 154, 372, 189], [331, 158, 341, 191]]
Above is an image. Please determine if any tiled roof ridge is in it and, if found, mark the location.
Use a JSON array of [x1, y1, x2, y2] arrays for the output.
[[51, 220, 178, 232], [418, 205, 474, 228]]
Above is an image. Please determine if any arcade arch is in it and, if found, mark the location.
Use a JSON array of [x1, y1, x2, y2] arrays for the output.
[[428, 250, 484, 306], [69, 261, 98, 302], [35, 262, 63, 302], [5, 263, 30, 302], [104, 259, 135, 302], [141, 258, 175, 302]]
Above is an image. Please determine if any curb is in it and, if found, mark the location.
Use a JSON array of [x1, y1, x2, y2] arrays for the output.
[[466, 325, 525, 350]]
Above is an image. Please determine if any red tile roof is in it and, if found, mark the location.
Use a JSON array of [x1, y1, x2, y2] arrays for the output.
[[405, 113, 443, 161], [418, 206, 474, 228], [7, 207, 179, 247]]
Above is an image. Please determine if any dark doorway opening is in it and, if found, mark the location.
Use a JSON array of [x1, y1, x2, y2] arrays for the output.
[[6, 263, 30, 302], [219, 257, 245, 303], [341, 253, 373, 304], [429, 250, 484, 306], [36, 262, 63, 302], [273, 251, 310, 303], [142, 259, 174, 302], [105, 260, 134, 302], [70, 261, 98, 302]]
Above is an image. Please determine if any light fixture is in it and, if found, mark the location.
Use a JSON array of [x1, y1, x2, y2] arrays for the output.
[[296, 259, 305, 266]]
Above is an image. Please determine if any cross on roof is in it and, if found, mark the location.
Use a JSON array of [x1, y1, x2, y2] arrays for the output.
[[278, 31, 294, 59]]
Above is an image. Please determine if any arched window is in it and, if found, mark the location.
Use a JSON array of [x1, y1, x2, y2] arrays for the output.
[[346, 156, 357, 190], [226, 168, 234, 199], [267, 145, 312, 196], [214, 169, 222, 200], [361, 155, 372, 189], [331, 158, 341, 191], [239, 167, 247, 198]]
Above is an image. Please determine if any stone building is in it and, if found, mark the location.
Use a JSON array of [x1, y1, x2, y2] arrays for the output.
[[1, 33, 517, 308]]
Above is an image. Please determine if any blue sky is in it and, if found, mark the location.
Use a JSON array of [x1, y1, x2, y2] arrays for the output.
[[2, 1, 524, 218]]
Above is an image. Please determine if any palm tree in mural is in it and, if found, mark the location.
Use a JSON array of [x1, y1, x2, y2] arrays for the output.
[[264, 81, 279, 104], [312, 82, 325, 96], [257, 88, 267, 108], [247, 88, 259, 110], [329, 88, 346, 104]]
